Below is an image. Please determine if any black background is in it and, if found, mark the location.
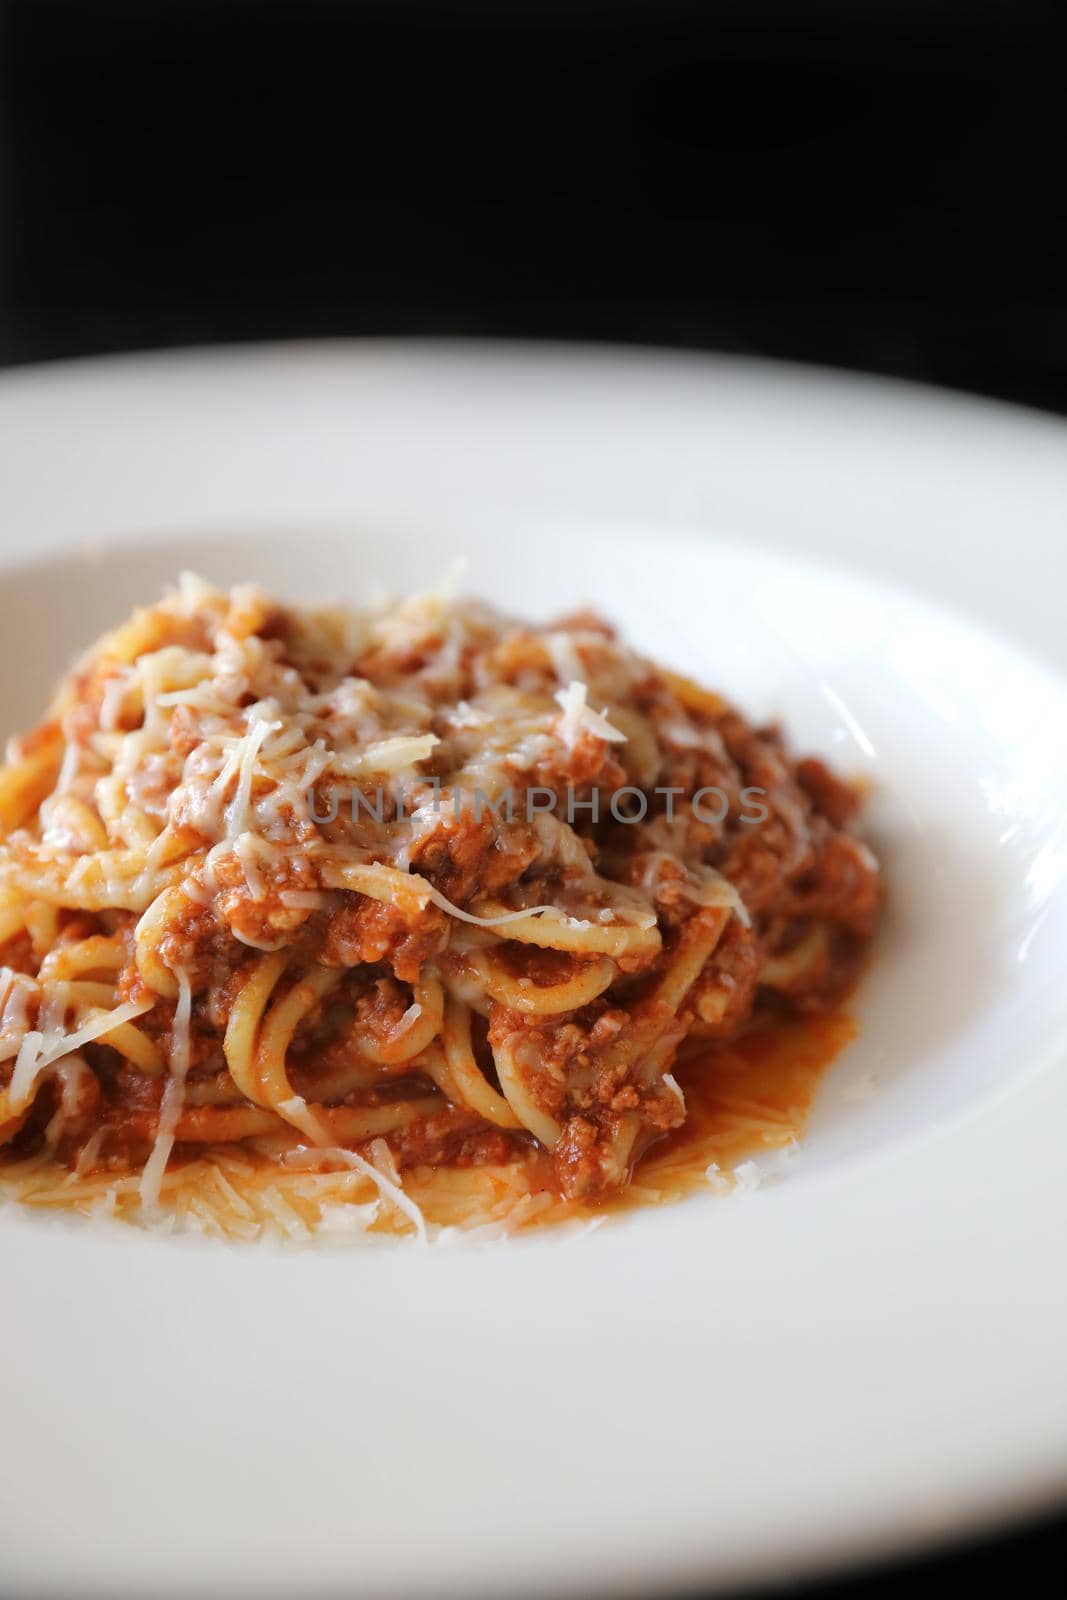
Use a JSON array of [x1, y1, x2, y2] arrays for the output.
[[1, 1, 1066, 1596], [3, 0, 1067, 414]]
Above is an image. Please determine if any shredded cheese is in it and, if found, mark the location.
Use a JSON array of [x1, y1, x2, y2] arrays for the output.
[[139, 970, 191, 1210], [8, 1029, 43, 1113], [425, 885, 560, 928], [284, 1143, 427, 1242], [554, 680, 627, 748], [35, 999, 154, 1073], [226, 714, 282, 838], [351, 734, 440, 774]]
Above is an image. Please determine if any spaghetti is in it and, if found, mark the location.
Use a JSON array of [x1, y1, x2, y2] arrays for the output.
[[0, 576, 879, 1236]]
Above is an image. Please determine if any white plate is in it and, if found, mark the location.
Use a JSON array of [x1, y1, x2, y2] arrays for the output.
[[1, 343, 1066, 1599]]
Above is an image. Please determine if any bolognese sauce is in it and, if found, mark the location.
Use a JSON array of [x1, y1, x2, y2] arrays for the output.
[[0, 577, 879, 1236]]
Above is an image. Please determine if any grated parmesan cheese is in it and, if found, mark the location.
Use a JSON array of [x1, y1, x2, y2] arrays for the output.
[[35, 998, 154, 1073], [554, 680, 627, 748], [226, 713, 283, 838], [424, 885, 560, 928], [662, 1072, 686, 1110], [284, 1142, 427, 1241], [349, 733, 440, 774], [139, 968, 192, 1210], [8, 1030, 43, 1114]]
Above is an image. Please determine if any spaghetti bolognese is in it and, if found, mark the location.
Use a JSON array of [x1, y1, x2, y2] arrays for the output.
[[0, 576, 879, 1236]]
